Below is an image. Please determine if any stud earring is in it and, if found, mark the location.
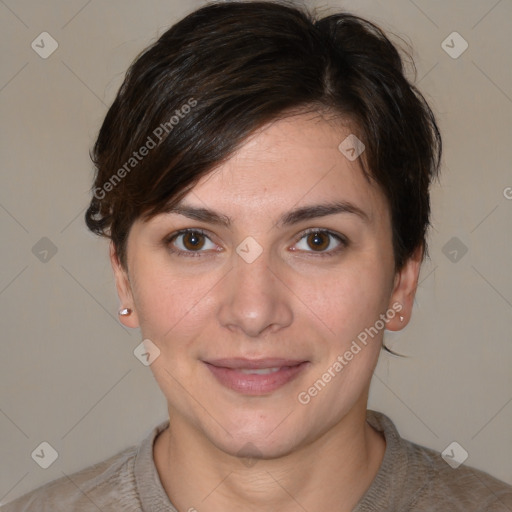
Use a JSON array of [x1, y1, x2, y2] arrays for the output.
[[399, 315, 404, 322], [119, 308, 132, 316]]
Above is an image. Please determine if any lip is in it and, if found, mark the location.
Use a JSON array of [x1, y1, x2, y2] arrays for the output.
[[203, 358, 309, 395]]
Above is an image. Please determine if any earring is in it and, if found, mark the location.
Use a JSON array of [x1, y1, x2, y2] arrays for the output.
[[119, 308, 132, 316], [399, 315, 404, 322]]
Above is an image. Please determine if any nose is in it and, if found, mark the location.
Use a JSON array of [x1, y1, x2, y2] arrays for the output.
[[217, 247, 294, 338]]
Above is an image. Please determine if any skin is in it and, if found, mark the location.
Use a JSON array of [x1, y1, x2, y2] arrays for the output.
[[112, 112, 422, 512]]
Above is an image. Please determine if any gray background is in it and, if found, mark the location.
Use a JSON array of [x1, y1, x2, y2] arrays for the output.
[[1, 0, 511, 504]]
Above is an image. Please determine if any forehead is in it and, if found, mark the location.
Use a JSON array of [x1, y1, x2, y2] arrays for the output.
[[186, 113, 387, 225]]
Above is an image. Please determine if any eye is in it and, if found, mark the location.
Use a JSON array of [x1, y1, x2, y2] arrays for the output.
[[165, 229, 219, 256], [293, 229, 347, 255]]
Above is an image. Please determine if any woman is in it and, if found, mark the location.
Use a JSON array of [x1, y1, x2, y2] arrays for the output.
[[3, 1, 511, 510]]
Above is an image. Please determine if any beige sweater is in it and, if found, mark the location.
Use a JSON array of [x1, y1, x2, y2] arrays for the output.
[[2, 410, 511, 511]]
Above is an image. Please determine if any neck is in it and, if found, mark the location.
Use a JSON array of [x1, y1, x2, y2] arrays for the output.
[[154, 404, 386, 512]]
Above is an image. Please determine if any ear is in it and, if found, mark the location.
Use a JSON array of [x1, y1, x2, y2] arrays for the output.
[[110, 241, 140, 328], [386, 245, 423, 331]]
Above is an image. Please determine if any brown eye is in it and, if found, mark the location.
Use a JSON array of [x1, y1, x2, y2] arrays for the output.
[[181, 231, 206, 251], [306, 231, 330, 251], [165, 228, 220, 257], [294, 229, 346, 256]]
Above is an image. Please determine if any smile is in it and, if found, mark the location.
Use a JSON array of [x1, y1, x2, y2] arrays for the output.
[[203, 358, 309, 395], [238, 367, 281, 375]]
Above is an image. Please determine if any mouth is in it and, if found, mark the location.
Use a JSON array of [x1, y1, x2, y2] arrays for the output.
[[203, 358, 309, 395]]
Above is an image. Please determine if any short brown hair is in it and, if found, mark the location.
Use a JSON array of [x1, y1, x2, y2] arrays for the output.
[[85, 0, 441, 270]]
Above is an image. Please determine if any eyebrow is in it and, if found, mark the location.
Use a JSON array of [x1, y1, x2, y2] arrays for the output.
[[164, 200, 370, 228]]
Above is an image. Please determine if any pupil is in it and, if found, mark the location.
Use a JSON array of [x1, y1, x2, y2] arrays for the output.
[[308, 232, 328, 251], [184, 232, 204, 250]]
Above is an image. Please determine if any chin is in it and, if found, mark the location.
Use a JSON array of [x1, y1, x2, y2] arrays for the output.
[[196, 406, 314, 461], [215, 430, 301, 462]]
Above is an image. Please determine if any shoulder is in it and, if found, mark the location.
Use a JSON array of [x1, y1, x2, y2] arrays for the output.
[[365, 410, 512, 512], [406, 441, 512, 511], [0, 445, 141, 512]]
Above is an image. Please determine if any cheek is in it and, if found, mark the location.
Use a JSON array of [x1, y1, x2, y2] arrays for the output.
[[130, 263, 218, 400], [293, 258, 393, 346], [131, 258, 220, 348], [291, 263, 391, 421]]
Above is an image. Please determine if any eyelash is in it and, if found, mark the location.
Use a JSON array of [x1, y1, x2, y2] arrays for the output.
[[164, 228, 348, 258], [291, 228, 348, 257]]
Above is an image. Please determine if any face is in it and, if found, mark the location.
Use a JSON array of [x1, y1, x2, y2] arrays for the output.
[[112, 112, 420, 459]]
